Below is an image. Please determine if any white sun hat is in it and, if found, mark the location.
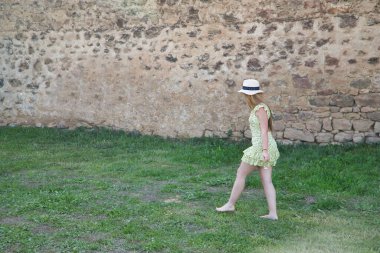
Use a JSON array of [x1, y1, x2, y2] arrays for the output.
[[238, 79, 263, 95]]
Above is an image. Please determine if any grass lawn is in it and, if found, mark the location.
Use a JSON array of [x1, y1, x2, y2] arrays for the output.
[[0, 126, 379, 253]]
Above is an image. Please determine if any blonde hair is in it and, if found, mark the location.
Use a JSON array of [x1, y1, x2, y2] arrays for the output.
[[244, 93, 273, 131]]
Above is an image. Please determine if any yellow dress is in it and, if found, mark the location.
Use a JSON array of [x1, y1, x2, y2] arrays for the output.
[[241, 103, 280, 167]]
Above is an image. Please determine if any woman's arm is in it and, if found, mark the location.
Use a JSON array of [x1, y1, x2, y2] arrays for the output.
[[256, 107, 270, 161]]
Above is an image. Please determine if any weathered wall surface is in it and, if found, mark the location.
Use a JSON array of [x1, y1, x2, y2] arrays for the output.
[[1, 0, 379, 144]]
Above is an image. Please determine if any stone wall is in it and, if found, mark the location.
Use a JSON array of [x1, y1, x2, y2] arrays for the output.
[[0, 0, 379, 144]]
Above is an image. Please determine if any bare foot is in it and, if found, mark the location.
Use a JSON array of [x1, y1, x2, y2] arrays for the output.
[[259, 214, 278, 220], [216, 203, 235, 212]]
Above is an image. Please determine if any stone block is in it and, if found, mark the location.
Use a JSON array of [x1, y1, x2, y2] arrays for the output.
[[284, 128, 314, 142], [282, 113, 296, 121], [359, 89, 370, 94], [47, 122, 57, 127], [317, 89, 335, 96], [9, 79, 22, 87], [273, 120, 285, 131], [315, 112, 331, 118], [325, 55, 339, 66], [344, 113, 360, 120], [316, 133, 333, 143], [340, 107, 352, 113], [366, 137, 380, 143], [331, 112, 343, 118], [277, 139, 293, 145], [284, 107, 299, 114], [352, 120, 374, 131], [368, 57, 379, 65], [313, 107, 330, 113], [292, 74, 312, 89], [330, 94, 354, 107], [353, 133, 365, 143], [350, 78, 371, 89], [364, 132, 376, 137], [247, 58, 264, 71], [309, 96, 331, 106], [57, 121, 67, 129], [292, 123, 305, 130], [374, 122, 380, 133], [373, 74, 380, 88], [361, 107, 377, 113], [334, 132, 353, 142], [355, 93, 380, 107], [306, 120, 322, 132], [332, 119, 352, 130], [298, 111, 314, 120], [323, 118, 332, 131], [367, 111, 380, 121], [274, 131, 284, 139], [339, 14, 358, 28]]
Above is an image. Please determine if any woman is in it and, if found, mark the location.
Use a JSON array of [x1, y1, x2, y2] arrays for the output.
[[216, 79, 280, 220]]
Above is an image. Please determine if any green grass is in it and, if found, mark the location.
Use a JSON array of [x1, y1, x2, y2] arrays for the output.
[[0, 126, 379, 253]]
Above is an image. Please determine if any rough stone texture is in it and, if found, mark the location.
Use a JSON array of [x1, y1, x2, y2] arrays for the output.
[[353, 133, 365, 143], [345, 113, 360, 120], [361, 107, 377, 113], [309, 96, 331, 106], [352, 120, 374, 132], [355, 93, 380, 107], [284, 128, 314, 142], [334, 132, 353, 143], [331, 94, 354, 107], [316, 133, 333, 143], [0, 0, 379, 144], [332, 119, 352, 131], [374, 122, 380, 134], [367, 112, 380, 121], [306, 120, 322, 132], [273, 120, 285, 131], [350, 78, 371, 89], [322, 118, 333, 131], [366, 136, 380, 143]]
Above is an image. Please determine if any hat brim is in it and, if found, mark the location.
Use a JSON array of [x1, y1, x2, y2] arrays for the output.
[[238, 90, 264, 95]]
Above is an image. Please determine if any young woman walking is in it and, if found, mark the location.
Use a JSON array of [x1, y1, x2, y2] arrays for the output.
[[216, 79, 280, 220]]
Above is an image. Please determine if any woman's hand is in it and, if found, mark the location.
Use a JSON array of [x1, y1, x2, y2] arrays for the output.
[[262, 150, 270, 161]]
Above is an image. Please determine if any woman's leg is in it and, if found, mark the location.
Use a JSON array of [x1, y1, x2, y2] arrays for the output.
[[259, 167, 278, 220], [216, 162, 257, 212]]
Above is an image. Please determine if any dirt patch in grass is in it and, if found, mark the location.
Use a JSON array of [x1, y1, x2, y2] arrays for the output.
[[31, 223, 57, 234], [305, 195, 317, 205], [81, 231, 109, 242], [0, 216, 28, 225], [206, 185, 229, 193], [15, 169, 72, 189], [184, 223, 210, 234], [243, 188, 264, 196], [5, 243, 22, 253], [163, 195, 181, 203], [128, 180, 173, 202], [105, 238, 131, 253], [67, 213, 108, 222], [1, 216, 57, 235]]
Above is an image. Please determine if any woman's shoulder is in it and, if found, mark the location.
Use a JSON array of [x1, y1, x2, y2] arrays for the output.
[[253, 103, 269, 111], [252, 103, 271, 116]]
